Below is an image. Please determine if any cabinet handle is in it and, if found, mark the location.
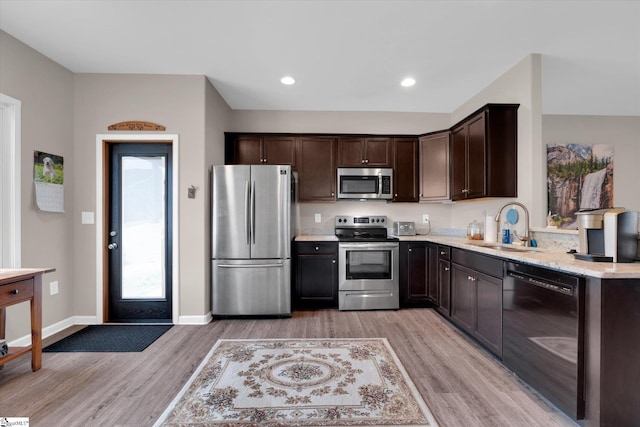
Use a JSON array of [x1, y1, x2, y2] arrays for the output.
[[440, 251, 446, 255], [10, 289, 19, 295], [331, 192, 335, 197], [361, 159, 365, 164], [462, 189, 469, 194], [365, 159, 369, 164], [395, 194, 398, 197], [444, 267, 450, 271], [419, 194, 422, 197], [315, 246, 319, 251], [332, 259, 336, 264], [468, 276, 476, 282], [408, 249, 412, 252]]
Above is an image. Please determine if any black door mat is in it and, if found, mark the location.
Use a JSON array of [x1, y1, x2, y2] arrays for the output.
[[43, 324, 173, 352]]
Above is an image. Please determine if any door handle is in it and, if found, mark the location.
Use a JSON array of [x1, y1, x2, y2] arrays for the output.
[[217, 263, 284, 268], [245, 180, 251, 245], [108, 243, 118, 250]]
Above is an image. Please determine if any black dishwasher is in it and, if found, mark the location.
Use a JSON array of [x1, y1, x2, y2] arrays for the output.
[[503, 262, 584, 420]]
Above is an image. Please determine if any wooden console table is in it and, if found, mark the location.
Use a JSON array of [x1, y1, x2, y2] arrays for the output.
[[0, 268, 54, 371]]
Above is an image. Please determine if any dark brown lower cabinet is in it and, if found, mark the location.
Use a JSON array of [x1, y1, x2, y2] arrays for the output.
[[436, 245, 451, 317], [450, 249, 503, 357], [399, 242, 437, 307], [293, 242, 338, 309]]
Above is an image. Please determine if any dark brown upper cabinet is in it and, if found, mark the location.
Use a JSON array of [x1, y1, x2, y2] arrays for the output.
[[337, 137, 393, 167], [450, 104, 518, 201], [296, 136, 337, 202], [227, 134, 296, 168], [419, 131, 450, 201], [392, 137, 419, 202]]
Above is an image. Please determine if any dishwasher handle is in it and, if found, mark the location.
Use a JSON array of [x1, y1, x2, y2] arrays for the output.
[[507, 271, 574, 296]]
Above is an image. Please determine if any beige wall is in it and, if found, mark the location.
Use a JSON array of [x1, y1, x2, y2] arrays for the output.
[[448, 54, 544, 235], [73, 74, 230, 323], [542, 115, 640, 216], [203, 79, 232, 317], [0, 31, 75, 341]]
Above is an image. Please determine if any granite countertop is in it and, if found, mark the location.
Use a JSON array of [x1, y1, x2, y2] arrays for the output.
[[294, 233, 640, 278], [394, 235, 640, 279]]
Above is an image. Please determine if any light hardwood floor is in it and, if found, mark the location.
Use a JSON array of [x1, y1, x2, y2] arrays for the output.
[[0, 309, 578, 427]]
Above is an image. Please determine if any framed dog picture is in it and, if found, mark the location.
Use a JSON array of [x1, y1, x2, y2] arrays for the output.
[[34, 150, 64, 212], [34, 151, 64, 184]]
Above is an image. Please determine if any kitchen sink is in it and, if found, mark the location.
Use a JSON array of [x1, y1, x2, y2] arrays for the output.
[[470, 242, 541, 252]]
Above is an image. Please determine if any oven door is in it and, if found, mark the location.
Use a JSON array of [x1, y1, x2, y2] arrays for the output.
[[338, 242, 399, 291]]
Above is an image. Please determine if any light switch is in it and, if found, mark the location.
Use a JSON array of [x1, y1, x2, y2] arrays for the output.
[[314, 213, 322, 223], [82, 211, 95, 224]]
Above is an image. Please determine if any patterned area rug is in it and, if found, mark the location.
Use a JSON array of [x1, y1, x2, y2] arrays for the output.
[[154, 338, 438, 426]]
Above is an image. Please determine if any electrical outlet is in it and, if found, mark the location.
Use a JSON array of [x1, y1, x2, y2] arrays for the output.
[[50, 281, 59, 295], [314, 213, 322, 223], [422, 214, 430, 223]]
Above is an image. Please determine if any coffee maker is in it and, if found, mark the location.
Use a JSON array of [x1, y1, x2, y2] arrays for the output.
[[575, 208, 639, 263]]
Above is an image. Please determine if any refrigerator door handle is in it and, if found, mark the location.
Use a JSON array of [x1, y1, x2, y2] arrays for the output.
[[217, 263, 285, 268], [245, 180, 251, 245], [251, 180, 256, 244]]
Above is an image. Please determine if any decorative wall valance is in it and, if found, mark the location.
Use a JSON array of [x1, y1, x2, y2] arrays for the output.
[[108, 121, 166, 131]]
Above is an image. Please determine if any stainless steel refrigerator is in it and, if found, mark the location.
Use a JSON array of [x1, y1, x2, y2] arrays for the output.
[[211, 165, 293, 316]]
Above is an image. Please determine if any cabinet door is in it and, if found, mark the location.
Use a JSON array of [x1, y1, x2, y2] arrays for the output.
[[263, 136, 296, 167], [294, 243, 338, 309], [296, 136, 336, 201], [427, 243, 439, 303], [364, 137, 393, 167], [337, 137, 365, 166], [234, 135, 263, 165], [295, 254, 337, 306], [466, 113, 486, 198], [406, 244, 429, 303], [419, 132, 450, 200], [451, 264, 475, 333], [393, 137, 418, 202], [475, 272, 502, 356], [438, 259, 451, 316], [450, 125, 467, 200]]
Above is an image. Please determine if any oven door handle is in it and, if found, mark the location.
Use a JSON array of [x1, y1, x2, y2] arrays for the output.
[[339, 242, 399, 250]]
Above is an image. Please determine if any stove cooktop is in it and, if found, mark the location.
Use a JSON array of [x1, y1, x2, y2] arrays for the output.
[[334, 215, 398, 242]]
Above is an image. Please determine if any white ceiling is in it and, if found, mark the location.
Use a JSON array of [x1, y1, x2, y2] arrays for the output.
[[1, 1, 639, 116]]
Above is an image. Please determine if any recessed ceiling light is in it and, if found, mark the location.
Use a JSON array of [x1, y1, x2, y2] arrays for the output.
[[281, 76, 295, 85], [401, 77, 416, 87]]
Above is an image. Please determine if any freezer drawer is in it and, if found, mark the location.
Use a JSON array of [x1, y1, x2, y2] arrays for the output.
[[212, 259, 291, 316]]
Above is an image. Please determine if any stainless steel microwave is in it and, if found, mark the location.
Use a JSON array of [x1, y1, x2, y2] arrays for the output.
[[337, 168, 393, 200]]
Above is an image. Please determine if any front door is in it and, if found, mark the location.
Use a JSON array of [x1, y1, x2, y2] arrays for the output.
[[107, 143, 172, 322]]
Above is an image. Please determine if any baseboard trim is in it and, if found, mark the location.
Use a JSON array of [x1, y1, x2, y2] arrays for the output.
[[178, 312, 213, 325]]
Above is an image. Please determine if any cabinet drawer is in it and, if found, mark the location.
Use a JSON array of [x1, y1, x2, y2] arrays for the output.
[[0, 279, 34, 305], [452, 248, 503, 278], [296, 242, 337, 255], [438, 245, 451, 259]]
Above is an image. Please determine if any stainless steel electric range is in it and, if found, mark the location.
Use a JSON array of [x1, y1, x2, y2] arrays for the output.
[[335, 215, 399, 310]]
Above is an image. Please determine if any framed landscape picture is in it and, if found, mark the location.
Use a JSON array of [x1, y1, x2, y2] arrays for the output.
[[547, 143, 614, 229]]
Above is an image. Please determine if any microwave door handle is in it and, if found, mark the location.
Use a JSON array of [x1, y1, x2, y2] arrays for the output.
[[378, 175, 383, 197]]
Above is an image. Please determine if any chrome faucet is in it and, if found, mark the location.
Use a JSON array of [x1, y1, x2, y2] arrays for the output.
[[495, 202, 531, 246]]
